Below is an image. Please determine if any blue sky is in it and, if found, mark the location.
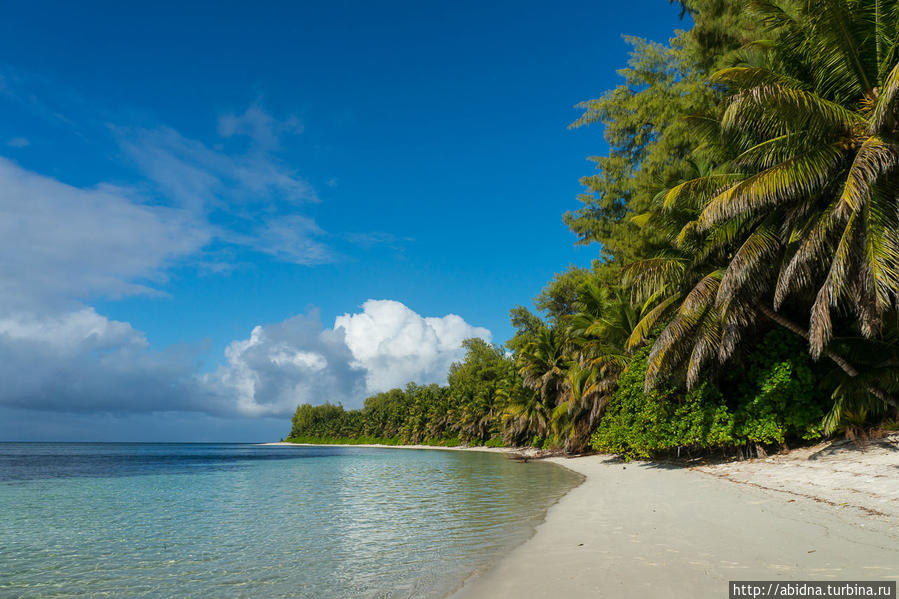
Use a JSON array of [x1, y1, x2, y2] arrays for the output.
[[0, 1, 685, 441]]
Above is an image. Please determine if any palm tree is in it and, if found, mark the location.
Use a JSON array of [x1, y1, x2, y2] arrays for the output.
[[518, 328, 569, 405], [501, 383, 552, 446], [631, 0, 899, 415], [551, 361, 626, 453], [556, 281, 636, 451], [515, 327, 571, 445], [567, 280, 639, 351]]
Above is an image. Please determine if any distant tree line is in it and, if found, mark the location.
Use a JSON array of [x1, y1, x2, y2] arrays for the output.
[[289, 339, 514, 447]]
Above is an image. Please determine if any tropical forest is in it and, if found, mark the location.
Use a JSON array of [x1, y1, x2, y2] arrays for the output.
[[287, 0, 899, 458]]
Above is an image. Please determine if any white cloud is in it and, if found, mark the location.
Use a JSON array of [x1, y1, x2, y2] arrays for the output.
[[116, 124, 317, 212], [200, 300, 490, 415], [0, 89, 466, 424], [6, 137, 29, 148], [0, 300, 491, 418], [2, 73, 330, 265], [0, 114, 333, 416], [203, 310, 365, 416], [249, 214, 333, 265], [335, 299, 491, 393], [114, 110, 330, 265], [0, 308, 145, 351], [0, 157, 210, 310]]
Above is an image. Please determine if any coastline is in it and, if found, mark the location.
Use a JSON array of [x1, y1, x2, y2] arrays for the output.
[[259, 441, 547, 457], [449, 436, 899, 598], [263, 438, 899, 597]]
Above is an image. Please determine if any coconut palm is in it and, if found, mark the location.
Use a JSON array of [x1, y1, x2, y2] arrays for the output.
[[631, 0, 899, 412], [553, 280, 636, 450], [501, 383, 552, 445], [518, 327, 570, 407]]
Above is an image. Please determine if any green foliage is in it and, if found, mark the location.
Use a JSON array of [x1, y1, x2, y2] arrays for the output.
[[290, 403, 363, 439], [506, 305, 547, 356], [725, 331, 829, 444], [446, 338, 514, 444], [362, 388, 413, 439], [430, 437, 463, 447], [591, 336, 830, 459], [591, 347, 730, 458], [626, 0, 899, 415], [566, 1, 758, 263], [535, 266, 596, 323]]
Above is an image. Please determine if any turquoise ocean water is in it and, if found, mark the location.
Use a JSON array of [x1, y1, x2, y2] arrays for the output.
[[0, 443, 581, 598]]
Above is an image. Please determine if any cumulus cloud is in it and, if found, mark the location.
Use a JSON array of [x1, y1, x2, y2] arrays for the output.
[[203, 310, 365, 417], [0, 300, 490, 418], [335, 299, 491, 393], [197, 301, 490, 415]]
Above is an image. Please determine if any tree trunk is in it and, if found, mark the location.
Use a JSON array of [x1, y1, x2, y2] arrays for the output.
[[755, 302, 898, 410]]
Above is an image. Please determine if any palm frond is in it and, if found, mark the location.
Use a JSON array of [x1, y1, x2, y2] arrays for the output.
[[838, 135, 899, 212], [700, 145, 845, 227], [809, 209, 861, 358], [722, 84, 865, 138], [775, 197, 846, 308], [622, 256, 688, 303], [660, 174, 744, 212], [686, 316, 722, 389], [645, 271, 723, 391], [871, 60, 899, 132], [717, 221, 781, 310], [711, 66, 806, 90], [626, 293, 680, 351]]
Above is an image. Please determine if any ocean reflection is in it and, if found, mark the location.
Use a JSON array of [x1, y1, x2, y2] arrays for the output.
[[0, 443, 580, 599]]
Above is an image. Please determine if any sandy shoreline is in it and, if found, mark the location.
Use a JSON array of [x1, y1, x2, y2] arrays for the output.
[[259, 441, 552, 457], [697, 436, 899, 520], [261, 441, 509, 452], [263, 438, 899, 597], [450, 436, 899, 598]]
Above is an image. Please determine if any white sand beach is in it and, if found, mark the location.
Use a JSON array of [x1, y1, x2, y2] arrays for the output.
[[450, 435, 899, 598], [260, 441, 513, 453], [697, 435, 899, 520], [264, 437, 899, 597]]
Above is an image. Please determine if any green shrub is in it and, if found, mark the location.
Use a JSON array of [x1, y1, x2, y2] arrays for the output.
[[591, 332, 830, 459], [727, 331, 827, 444], [590, 347, 733, 458]]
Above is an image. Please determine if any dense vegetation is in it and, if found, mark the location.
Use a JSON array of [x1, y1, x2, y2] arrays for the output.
[[289, 0, 899, 457]]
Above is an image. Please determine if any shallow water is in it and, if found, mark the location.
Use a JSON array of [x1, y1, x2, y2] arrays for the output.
[[0, 443, 581, 598]]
